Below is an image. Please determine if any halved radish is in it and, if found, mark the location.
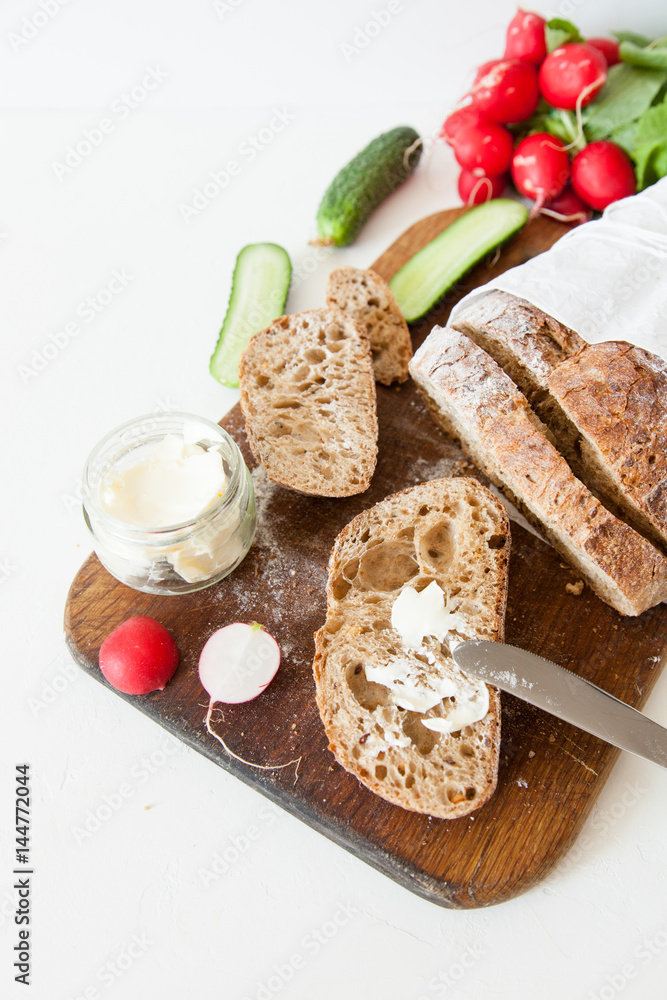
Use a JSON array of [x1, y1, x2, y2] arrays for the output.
[[198, 622, 300, 775], [199, 622, 280, 704]]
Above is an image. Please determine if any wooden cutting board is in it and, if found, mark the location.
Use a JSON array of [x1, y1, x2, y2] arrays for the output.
[[64, 208, 667, 909]]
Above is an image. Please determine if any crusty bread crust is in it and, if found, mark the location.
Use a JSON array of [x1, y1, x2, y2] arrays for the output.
[[409, 327, 667, 616], [326, 266, 412, 385], [452, 290, 586, 393], [546, 341, 667, 551], [313, 477, 510, 820], [239, 308, 378, 497], [453, 293, 667, 553]]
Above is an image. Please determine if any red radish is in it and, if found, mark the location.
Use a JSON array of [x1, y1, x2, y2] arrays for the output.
[[586, 37, 620, 67], [458, 169, 507, 205], [473, 59, 502, 86], [511, 133, 570, 211], [504, 9, 547, 65], [99, 616, 179, 695], [471, 59, 540, 123], [452, 122, 514, 176], [541, 186, 592, 225], [571, 141, 636, 211], [198, 621, 280, 704], [199, 622, 300, 774], [539, 43, 607, 110], [439, 106, 485, 145]]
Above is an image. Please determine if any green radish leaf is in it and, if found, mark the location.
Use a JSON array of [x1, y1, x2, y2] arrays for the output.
[[545, 18, 583, 52], [613, 30, 653, 47], [631, 99, 667, 188], [583, 63, 667, 141], [608, 120, 639, 154], [633, 141, 667, 189], [620, 40, 667, 70], [635, 97, 667, 143]]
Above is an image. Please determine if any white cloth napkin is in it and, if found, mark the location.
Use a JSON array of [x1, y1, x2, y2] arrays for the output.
[[449, 176, 667, 359]]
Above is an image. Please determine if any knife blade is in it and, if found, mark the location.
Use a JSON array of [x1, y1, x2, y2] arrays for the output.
[[451, 639, 667, 770]]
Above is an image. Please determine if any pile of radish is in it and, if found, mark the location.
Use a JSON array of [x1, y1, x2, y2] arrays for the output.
[[441, 8, 638, 218]]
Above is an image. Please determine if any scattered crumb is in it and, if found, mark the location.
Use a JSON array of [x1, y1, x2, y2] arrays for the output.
[[517, 778, 528, 788], [566, 579, 584, 596], [549, 734, 555, 743], [144, 805, 152, 811], [559, 562, 568, 569], [528, 750, 535, 758]]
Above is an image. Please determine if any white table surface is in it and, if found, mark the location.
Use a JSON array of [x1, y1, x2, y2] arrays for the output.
[[3, 1, 667, 998]]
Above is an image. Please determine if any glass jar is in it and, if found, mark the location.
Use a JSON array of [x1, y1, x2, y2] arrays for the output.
[[82, 412, 256, 595]]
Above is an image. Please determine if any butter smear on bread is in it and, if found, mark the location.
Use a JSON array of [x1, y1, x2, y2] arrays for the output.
[[364, 581, 490, 734]]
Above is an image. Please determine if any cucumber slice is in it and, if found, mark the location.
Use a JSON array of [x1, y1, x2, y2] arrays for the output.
[[389, 199, 529, 322], [210, 243, 292, 388]]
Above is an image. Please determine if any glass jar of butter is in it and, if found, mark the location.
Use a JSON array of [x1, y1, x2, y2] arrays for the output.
[[82, 412, 256, 595]]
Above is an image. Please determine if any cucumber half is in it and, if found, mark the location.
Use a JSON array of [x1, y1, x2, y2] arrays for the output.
[[389, 199, 529, 322], [210, 243, 292, 388]]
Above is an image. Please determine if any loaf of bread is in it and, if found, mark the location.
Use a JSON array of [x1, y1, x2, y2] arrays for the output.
[[239, 308, 378, 497], [313, 477, 510, 820], [453, 291, 667, 552], [326, 266, 412, 385], [409, 326, 667, 616]]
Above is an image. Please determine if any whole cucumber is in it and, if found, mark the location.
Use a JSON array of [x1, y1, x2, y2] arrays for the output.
[[316, 126, 422, 247]]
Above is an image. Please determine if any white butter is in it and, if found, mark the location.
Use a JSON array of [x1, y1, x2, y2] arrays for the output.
[[365, 655, 459, 713], [390, 581, 467, 648], [421, 684, 489, 735], [366, 582, 489, 734], [100, 434, 227, 528]]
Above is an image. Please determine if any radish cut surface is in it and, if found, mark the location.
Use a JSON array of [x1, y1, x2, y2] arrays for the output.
[[198, 622, 281, 704]]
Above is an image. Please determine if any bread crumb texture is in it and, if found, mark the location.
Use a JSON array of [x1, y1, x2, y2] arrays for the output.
[[313, 477, 510, 820], [239, 308, 378, 497], [327, 266, 412, 385]]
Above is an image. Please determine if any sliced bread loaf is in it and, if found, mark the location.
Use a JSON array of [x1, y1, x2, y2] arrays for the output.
[[409, 326, 667, 616], [326, 266, 412, 385], [545, 341, 667, 552], [452, 290, 587, 395], [239, 308, 378, 497], [453, 293, 667, 552], [313, 477, 509, 820]]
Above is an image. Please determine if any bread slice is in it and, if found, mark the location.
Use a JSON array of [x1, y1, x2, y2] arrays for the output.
[[239, 308, 378, 497], [545, 342, 667, 552], [409, 326, 667, 616], [313, 477, 509, 820], [326, 266, 412, 385], [452, 290, 586, 428], [453, 293, 667, 552]]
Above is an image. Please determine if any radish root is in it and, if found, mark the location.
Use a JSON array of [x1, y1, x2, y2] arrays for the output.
[[205, 704, 302, 782], [544, 74, 605, 155], [403, 135, 424, 172]]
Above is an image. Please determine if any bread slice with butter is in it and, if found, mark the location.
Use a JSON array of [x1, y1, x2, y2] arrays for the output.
[[326, 266, 412, 385], [239, 308, 378, 497], [313, 477, 509, 820]]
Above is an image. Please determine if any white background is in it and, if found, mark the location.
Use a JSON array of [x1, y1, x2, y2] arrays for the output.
[[3, 1, 667, 998]]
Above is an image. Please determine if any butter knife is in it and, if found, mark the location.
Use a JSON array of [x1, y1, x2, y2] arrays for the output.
[[452, 639, 667, 770]]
